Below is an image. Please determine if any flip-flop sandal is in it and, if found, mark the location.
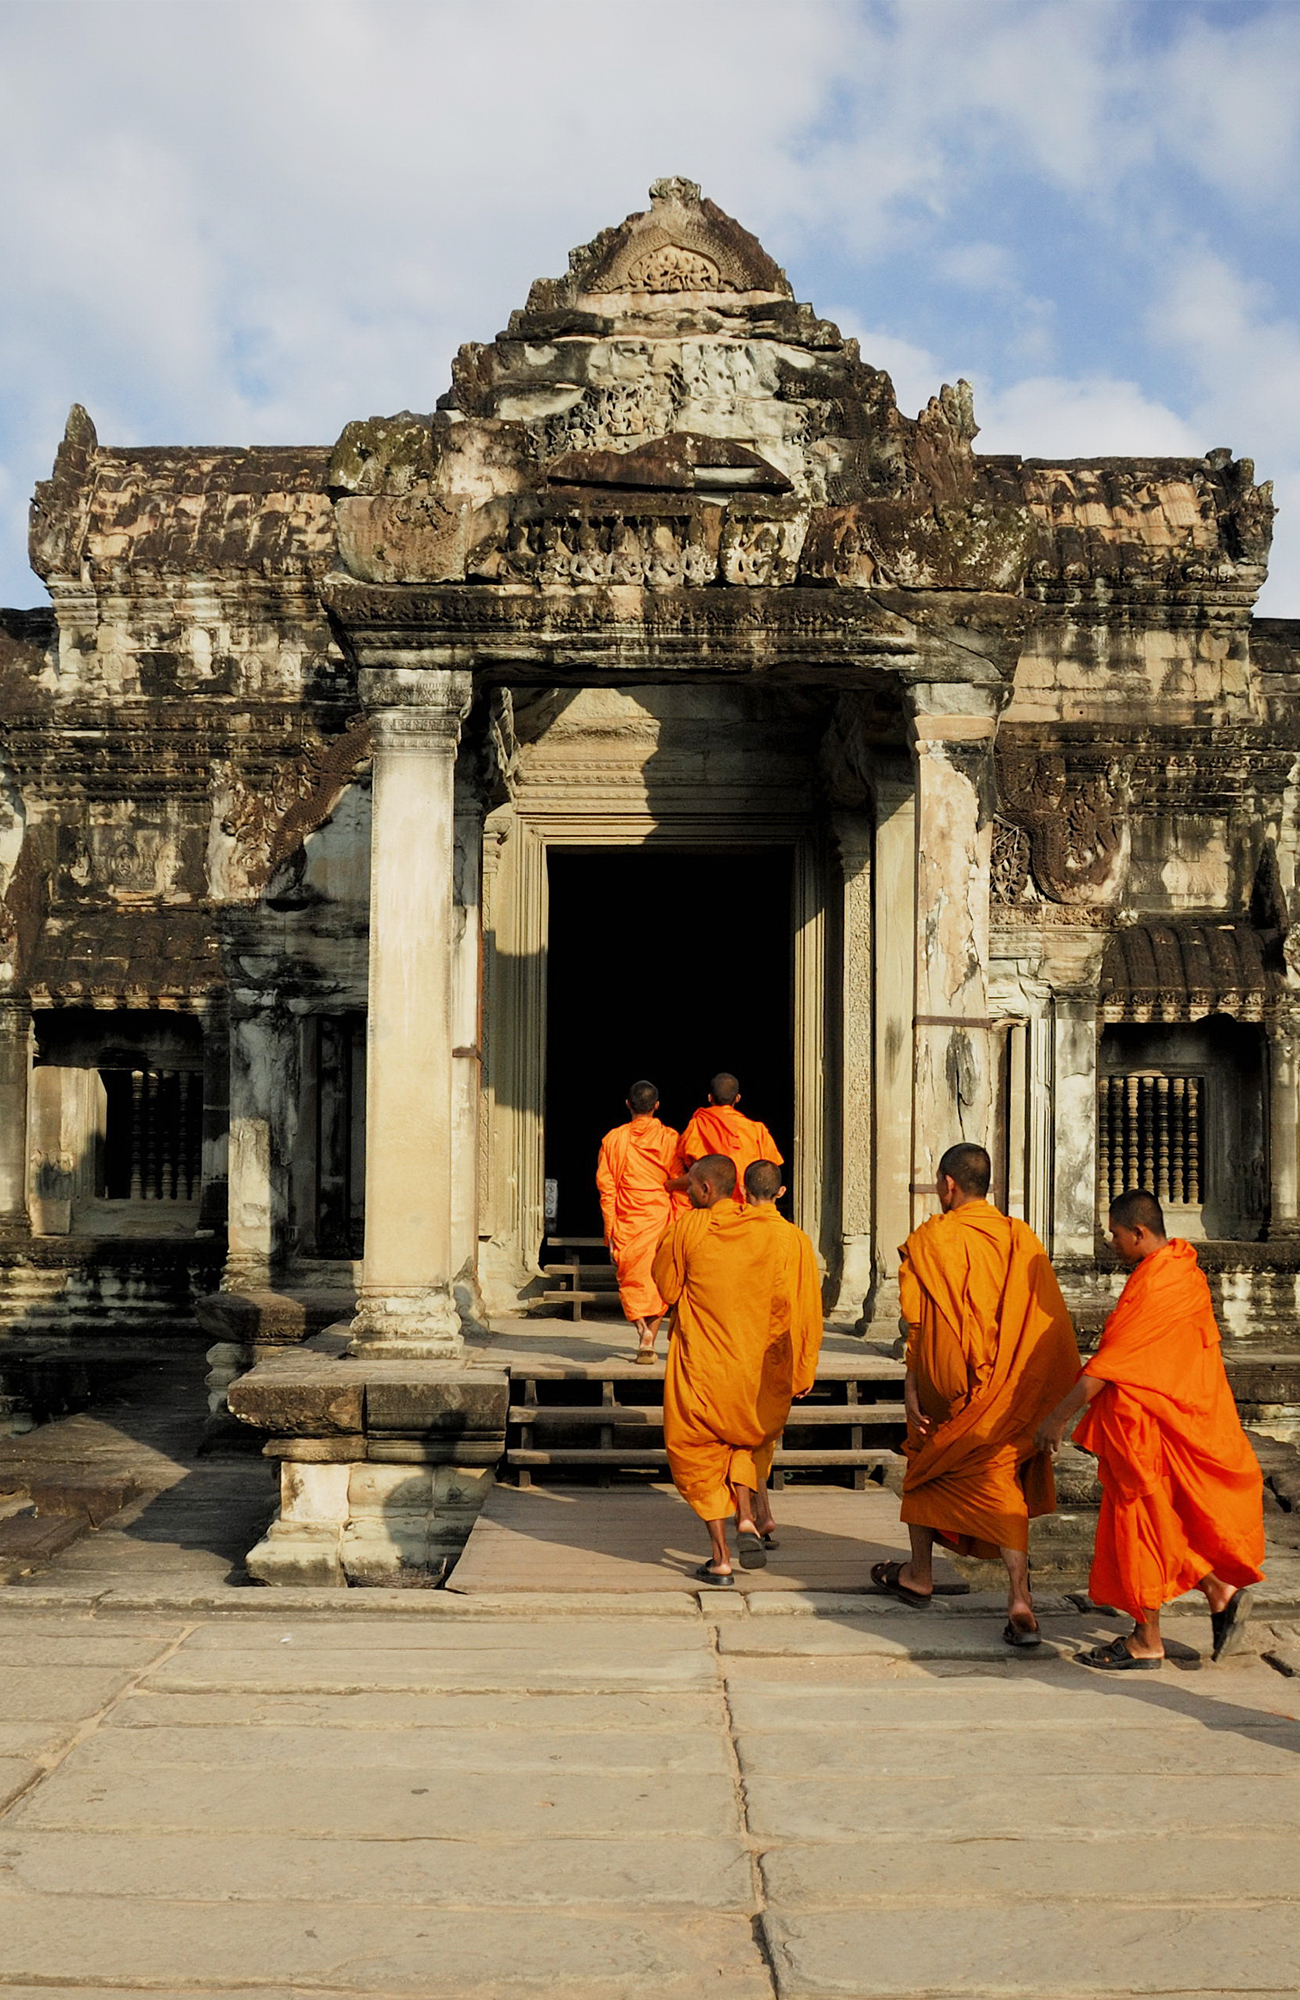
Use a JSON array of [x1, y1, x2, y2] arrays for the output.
[[760, 1532, 779, 1551], [692, 1563, 735, 1587], [1003, 1618, 1042, 1650], [1078, 1634, 1162, 1671], [1211, 1587, 1254, 1661], [633, 1347, 657, 1366], [870, 1559, 933, 1608], [737, 1530, 767, 1570]]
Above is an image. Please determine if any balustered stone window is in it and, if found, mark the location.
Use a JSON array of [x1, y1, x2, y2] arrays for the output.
[[1099, 1071, 1203, 1209], [1098, 1017, 1266, 1241], [100, 1065, 202, 1201], [31, 1009, 205, 1236]]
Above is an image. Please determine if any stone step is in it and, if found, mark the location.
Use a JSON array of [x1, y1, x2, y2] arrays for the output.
[[508, 1402, 907, 1427]]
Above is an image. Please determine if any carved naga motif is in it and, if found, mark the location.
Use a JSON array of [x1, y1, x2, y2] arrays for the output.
[[996, 749, 1131, 906], [221, 715, 372, 894]]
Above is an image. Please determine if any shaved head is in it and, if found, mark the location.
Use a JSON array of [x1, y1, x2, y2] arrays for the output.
[[744, 1159, 783, 1203], [687, 1153, 737, 1208], [1109, 1188, 1165, 1237], [709, 1072, 740, 1106], [937, 1144, 991, 1199], [626, 1079, 658, 1114]]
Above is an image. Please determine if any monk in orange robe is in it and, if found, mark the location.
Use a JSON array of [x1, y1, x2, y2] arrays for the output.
[[653, 1155, 822, 1584], [669, 1071, 782, 1207], [1036, 1187, 1265, 1669], [596, 1079, 681, 1364], [873, 1142, 1080, 1647]]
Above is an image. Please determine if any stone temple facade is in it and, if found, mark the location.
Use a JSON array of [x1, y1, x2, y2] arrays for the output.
[[2, 181, 1299, 1540]]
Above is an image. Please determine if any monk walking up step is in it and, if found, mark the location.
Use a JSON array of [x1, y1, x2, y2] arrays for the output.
[[875, 1143, 1080, 1648], [595, 1079, 681, 1364], [669, 1072, 782, 1206], [1035, 1189, 1265, 1671], [653, 1154, 822, 1585]]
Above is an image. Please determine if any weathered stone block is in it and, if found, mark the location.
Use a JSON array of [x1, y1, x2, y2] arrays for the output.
[[347, 1463, 433, 1514], [279, 1461, 350, 1525], [362, 1368, 508, 1436], [227, 1365, 363, 1438], [244, 1521, 344, 1588]]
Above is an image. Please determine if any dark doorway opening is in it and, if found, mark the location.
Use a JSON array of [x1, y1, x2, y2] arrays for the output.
[[544, 847, 795, 1238]]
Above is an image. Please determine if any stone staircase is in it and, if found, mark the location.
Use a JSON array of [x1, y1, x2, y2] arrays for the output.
[[505, 1352, 909, 1489]]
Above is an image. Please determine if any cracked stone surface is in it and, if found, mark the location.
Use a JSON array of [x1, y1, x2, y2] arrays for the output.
[[0, 1600, 1298, 1996]]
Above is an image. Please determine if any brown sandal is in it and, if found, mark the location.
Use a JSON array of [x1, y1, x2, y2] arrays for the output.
[[870, 1559, 933, 1608]]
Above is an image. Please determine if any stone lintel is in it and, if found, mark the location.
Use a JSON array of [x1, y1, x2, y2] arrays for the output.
[[324, 578, 1026, 686]]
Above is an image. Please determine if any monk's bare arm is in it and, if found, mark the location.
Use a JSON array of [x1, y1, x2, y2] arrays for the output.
[[650, 1219, 688, 1306], [903, 1368, 932, 1439], [1034, 1373, 1105, 1453]]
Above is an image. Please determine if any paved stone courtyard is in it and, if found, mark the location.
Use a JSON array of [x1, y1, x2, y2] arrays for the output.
[[1, 1592, 1299, 1998]]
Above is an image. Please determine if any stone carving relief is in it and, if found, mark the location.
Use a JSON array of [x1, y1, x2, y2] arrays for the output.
[[219, 715, 372, 897], [997, 749, 1131, 906], [990, 816, 1031, 904], [621, 245, 723, 292]]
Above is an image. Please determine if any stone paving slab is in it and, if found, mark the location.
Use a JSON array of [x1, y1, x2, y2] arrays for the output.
[[745, 1771, 1300, 1839], [0, 1627, 184, 1666], [0, 1760, 37, 1812], [728, 1665, 1300, 1728], [145, 1640, 716, 1693], [760, 1830, 1300, 1906], [72, 1720, 733, 1773], [740, 1720, 1300, 1777], [9, 1760, 741, 1840], [0, 1895, 772, 1998], [0, 1829, 754, 1908], [105, 1688, 727, 1732], [449, 1482, 966, 1596], [175, 1613, 709, 1649], [0, 1666, 150, 1720], [763, 1905, 1300, 1998]]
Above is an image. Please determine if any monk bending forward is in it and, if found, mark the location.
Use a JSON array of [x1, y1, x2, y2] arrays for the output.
[[653, 1156, 822, 1584], [1036, 1188, 1265, 1669], [874, 1142, 1080, 1647], [596, 1079, 681, 1364]]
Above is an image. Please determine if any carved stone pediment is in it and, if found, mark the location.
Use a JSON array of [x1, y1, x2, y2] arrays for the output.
[[533, 177, 791, 309]]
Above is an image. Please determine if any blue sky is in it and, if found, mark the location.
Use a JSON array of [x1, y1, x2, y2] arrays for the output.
[[2, 0, 1298, 608]]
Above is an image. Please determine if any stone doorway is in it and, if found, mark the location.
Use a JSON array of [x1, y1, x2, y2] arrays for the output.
[[543, 845, 796, 1239]]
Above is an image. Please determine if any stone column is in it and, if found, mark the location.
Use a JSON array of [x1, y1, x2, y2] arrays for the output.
[[0, 995, 32, 1237], [831, 812, 874, 1314], [1050, 994, 1100, 1258], [1266, 1007, 1300, 1238], [349, 668, 473, 1358], [906, 684, 998, 1207], [223, 995, 300, 1292], [451, 790, 487, 1328], [866, 763, 915, 1329], [197, 995, 229, 1236]]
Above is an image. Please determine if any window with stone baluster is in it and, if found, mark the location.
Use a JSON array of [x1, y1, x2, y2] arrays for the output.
[[1097, 1018, 1266, 1242]]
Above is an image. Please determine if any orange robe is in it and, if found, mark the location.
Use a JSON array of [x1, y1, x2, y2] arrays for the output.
[[596, 1115, 681, 1323], [900, 1201, 1080, 1559], [678, 1104, 783, 1205], [1074, 1238, 1265, 1621], [653, 1202, 822, 1520]]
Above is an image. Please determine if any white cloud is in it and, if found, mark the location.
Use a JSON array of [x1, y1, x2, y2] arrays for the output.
[[0, 0, 1297, 609], [975, 374, 1201, 459]]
